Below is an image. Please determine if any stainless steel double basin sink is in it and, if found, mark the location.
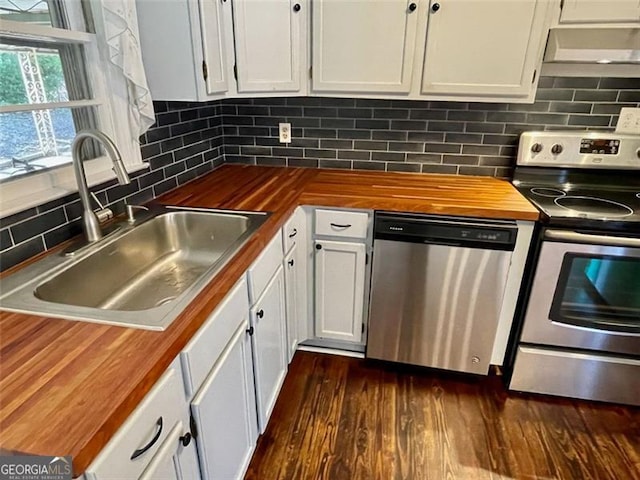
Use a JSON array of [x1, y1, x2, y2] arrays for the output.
[[0, 206, 269, 330]]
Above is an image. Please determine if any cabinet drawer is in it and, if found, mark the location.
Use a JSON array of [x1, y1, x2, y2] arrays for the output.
[[315, 209, 369, 239], [180, 277, 249, 398], [282, 207, 305, 253], [247, 233, 284, 304], [87, 362, 186, 480]]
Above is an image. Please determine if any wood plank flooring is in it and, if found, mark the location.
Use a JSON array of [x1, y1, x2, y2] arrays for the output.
[[245, 351, 640, 480]]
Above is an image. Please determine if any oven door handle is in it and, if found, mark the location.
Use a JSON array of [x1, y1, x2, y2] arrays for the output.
[[545, 229, 640, 248]]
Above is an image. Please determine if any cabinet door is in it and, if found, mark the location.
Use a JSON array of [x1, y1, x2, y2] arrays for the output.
[[312, 0, 420, 93], [192, 322, 258, 480], [315, 240, 366, 343], [284, 245, 299, 362], [421, 0, 552, 98], [198, 0, 234, 95], [139, 421, 200, 480], [560, 0, 640, 23], [251, 266, 288, 433], [233, 0, 305, 93]]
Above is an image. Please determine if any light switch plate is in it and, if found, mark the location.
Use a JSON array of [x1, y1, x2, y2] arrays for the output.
[[279, 123, 292, 143], [616, 108, 640, 135]]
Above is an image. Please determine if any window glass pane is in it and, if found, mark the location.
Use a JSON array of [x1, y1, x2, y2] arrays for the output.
[[0, 106, 97, 181], [550, 254, 640, 333], [0, 0, 53, 26], [0, 43, 72, 105]]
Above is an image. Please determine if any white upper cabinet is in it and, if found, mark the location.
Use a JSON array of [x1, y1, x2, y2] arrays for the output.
[[560, 0, 640, 24], [137, 0, 235, 101], [233, 0, 306, 93], [312, 0, 421, 93], [421, 0, 554, 99], [199, 0, 235, 96]]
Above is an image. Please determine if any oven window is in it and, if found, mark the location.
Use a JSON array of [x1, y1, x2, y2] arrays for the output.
[[550, 254, 640, 333]]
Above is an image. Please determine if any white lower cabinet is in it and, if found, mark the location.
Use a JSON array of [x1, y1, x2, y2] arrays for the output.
[[85, 362, 198, 480], [250, 266, 288, 433], [282, 207, 310, 352], [284, 245, 299, 362], [139, 422, 200, 480], [314, 240, 367, 343], [191, 323, 258, 480], [181, 277, 258, 480]]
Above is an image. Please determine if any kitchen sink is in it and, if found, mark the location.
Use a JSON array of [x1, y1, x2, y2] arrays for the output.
[[0, 205, 269, 330]]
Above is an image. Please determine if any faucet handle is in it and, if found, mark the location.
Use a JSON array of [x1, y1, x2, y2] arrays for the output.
[[90, 192, 114, 223], [90, 192, 106, 210]]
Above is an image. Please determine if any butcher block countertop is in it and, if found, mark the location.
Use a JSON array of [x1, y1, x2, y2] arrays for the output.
[[0, 165, 538, 475]]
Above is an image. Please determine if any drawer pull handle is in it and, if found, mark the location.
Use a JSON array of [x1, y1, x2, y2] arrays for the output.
[[288, 228, 298, 238], [256, 309, 264, 319], [180, 432, 192, 447], [131, 417, 163, 460], [330, 223, 352, 229]]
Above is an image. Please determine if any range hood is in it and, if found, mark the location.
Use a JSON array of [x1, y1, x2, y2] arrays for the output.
[[545, 27, 640, 64]]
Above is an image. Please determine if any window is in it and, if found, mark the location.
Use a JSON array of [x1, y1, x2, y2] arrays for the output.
[[0, 0, 149, 217]]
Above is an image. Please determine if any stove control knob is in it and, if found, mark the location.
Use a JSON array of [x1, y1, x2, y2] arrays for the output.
[[551, 144, 563, 155], [530, 143, 543, 153]]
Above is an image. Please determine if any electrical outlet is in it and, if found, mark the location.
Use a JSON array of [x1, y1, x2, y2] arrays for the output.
[[279, 123, 292, 143], [616, 108, 640, 134]]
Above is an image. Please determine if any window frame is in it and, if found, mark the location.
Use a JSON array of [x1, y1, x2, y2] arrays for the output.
[[0, 5, 148, 218]]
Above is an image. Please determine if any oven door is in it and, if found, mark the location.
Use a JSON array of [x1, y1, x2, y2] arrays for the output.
[[521, 230, 640, 356]]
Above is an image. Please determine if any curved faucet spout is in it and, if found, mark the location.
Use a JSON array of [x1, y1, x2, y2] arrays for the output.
[[71, 130, 131, 242]]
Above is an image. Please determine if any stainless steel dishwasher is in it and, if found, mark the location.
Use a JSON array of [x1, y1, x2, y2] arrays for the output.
[[366, 212, 517, 374]]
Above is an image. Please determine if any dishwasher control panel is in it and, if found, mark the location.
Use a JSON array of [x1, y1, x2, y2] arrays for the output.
[[374, 213, 517, 251]]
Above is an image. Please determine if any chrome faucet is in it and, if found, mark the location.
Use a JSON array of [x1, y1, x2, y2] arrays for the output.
[[72, 130, 131, 242]]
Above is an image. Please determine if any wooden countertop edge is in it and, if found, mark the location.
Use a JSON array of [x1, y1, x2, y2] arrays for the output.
[[0, 165, 539, 475]]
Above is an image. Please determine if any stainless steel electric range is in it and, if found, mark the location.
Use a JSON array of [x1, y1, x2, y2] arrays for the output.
[[509, 131, 640, 406]]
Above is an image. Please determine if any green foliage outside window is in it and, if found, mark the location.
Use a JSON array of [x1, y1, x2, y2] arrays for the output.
[[0, 50, 66, 106]]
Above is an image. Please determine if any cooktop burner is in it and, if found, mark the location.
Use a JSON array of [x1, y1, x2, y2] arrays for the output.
[[554, 196, 634, 218], [530, 187, 566, 198]]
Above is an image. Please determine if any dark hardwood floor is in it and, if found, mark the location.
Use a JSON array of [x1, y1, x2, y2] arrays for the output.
[[245, 351, 640, 480]]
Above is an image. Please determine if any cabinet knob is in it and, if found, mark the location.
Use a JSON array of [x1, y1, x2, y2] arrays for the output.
[[288, 259, 294, 266], [256, 309, 264, 319], [246, 325, 254, 336], [316, 244, 322, 250], [179, 432, 192, 447], [431, 2, 440, 12], [293, 3, 301, 12], [408, 2, 417, 11]]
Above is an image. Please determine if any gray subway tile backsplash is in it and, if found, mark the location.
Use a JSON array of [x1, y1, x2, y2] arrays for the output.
[[221, 77, 637, 181], [2, 76, 639, 272]]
